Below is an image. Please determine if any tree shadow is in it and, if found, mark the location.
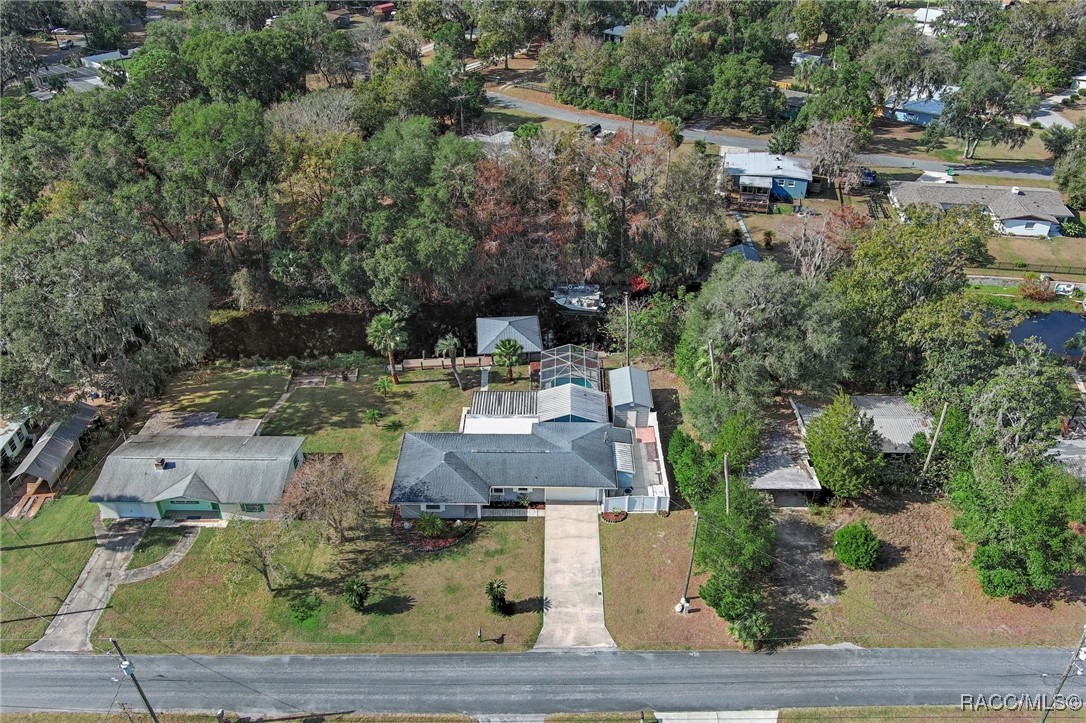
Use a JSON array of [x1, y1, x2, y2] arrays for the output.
[[364, 594, 416, 616], [511, 596, 549, 614], [874, 540, 909, 572], [1011, 573, 1086, 609]]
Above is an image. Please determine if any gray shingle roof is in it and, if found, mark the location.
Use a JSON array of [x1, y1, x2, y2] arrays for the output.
[[89, 435, 303, 505], [537, 385, 609, 423], [9, 402, 98, 486], [889, 182, 1074, 223], [389, 423, 632, 505], [608, 366, 653, 410], [476, 316, 543, 355], [725, 244, 762, 262]]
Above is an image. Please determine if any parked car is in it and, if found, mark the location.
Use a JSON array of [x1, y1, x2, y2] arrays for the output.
[[582, 123, 602, 137], [58, 39, 74, 49], [50, 27, 69, 35], [860, 167, 877, 186]]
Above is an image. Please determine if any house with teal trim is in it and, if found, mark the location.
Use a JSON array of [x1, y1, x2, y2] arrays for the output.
[[722, 152, 813, 202], [89, 412, 302, 521]]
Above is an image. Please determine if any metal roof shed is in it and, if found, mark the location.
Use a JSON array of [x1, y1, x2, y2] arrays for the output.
[[476, 316, 543, 355], [609, 367, 652, 411], [8, 402, 98, 488]]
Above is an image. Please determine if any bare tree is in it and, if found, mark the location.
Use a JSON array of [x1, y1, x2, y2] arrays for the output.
[[787, 207, 866, 285], [210, 519, 296, 593], [802, 119, 862, 206], [280, 455, 378, 544]]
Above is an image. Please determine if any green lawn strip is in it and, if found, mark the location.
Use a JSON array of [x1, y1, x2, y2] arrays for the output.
[[158, 369, 290, 420], [779, 706, 1068, 721], [0, 493, 99, 652], [94, 518, 544, 655], [127, 527, 187, 570], [965, 284, 1084, 313]]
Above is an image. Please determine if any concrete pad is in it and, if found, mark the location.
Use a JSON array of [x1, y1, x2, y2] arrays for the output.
[[656, 712, 778, 722], [533, 502, 615, 650], [28, 519, 146, 652]]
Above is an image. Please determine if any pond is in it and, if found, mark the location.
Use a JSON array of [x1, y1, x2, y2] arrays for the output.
[[1010, 310, 1086, 354], [208, 291, 611, 360]]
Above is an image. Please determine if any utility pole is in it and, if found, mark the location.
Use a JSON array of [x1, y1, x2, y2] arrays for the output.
[[681, 510, 699, 605], [110, 639, 160, 723], [922, 401, 950, 475], [630, 87, 637, 135], [723, 453, 730, 515], [1038, 624, 1086, 723], [624, 292, 631, 368]]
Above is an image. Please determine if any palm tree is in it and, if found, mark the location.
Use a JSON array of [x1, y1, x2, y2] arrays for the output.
[[1065, 329, 1086, 368], [367, 313, 407, 384], [492, 338, 523, 383], [485, 578, 508, 615], [435, 333, 463, 391]]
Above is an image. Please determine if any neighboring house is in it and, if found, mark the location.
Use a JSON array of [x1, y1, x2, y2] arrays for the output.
[[888, 181, 1075, 237], [8, 402, 98, 492], [0, 418, 31, 468], [390, 423, 635, 518], [1051, 439, 1086, 482], [476, 316, 543, 357], [89, 435, 304, 521], [781, 89, 809, 120], [371, 2, 395, 20], [395, 354, 670, 517], [912, 7, 946, 35], [609, 366, 653, 428], [604, 0, 688, 43], [725, 244, 762, 262], [794, 395, 933, 460], [464, 130, 515, 157], [747, 431, 822, 508], [80, 48, 137, 70], [1073, 68, 1086, 92], [324, 8, 352, 28], [790, 52, 830, 67], [883, 89, 952, 127], [722, 152, 814, 202]]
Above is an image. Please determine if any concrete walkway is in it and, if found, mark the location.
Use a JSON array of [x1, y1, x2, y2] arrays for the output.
[[28, 519, 147, 653], [533, 502, 615, 650], [120, 527, 199, 584], [656, 713, 778, 722]]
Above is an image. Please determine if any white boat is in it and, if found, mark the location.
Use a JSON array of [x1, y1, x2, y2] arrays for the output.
[[552, 284, 606, 313]]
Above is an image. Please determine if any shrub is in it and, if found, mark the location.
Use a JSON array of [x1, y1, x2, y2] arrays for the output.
[[342, 577, 370, 612], [414, 512, 446, 538], [485, 578, 511, 615], [1030, 120, 1044, 129], [805, 393, 885, 499], [290, 592, 323, 623], [1060, 219, 1086, 237], [1018, 278, 1056, 302], [668, 428, 714, 506], [710, 410, 763, 473], [834, 520, 880, 570]]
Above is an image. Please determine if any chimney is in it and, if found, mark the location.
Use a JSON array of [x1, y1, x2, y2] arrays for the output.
[[154, 458, 166, 470]]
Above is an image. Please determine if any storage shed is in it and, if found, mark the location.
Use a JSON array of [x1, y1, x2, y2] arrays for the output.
[[608, 366, 653, 428]]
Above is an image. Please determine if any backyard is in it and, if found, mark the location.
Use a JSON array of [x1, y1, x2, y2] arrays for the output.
[[152, 368, 290, 420]]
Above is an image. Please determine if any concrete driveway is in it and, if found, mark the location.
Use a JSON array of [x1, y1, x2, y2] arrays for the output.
[[533, 502, 615, 650], [28, 519, 146, 653]]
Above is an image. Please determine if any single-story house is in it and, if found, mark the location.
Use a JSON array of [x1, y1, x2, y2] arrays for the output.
[[89, 435, 304, 521], [8, 402, 98, 491], [790, 52, 831, 67], [464, 130, 515, 157], [883, 90, 948, 127], [324, 8, 352, 28], [722, 152, 814, 202], [476, 316, 543, 356], [603, 0, 688, 43], [390, 422, 635, 518], [609, 366, 653, 428], [725, 244, 762, 262], [888, 181, 1075, 237], [80, 48, 137, 70], [1, 418, 31, 467], [794, 395, 932, 459]]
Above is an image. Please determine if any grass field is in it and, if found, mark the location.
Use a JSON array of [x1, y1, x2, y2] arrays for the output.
[[778, 707, 1083, 722], [984, 235, 1086, 271], [0, 493, 99, 653], [95, 517, 544, 654], [966, 284, 1084, 313], [126, 527, 187, 570], [155, 369, 289, 420]]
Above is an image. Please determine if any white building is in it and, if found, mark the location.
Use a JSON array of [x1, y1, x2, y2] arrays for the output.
[[888, 181, 1075, 237]]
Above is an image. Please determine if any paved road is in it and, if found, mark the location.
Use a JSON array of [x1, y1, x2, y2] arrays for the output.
[[3, 648, 1080, 717], [487, 92, 1055, 181]]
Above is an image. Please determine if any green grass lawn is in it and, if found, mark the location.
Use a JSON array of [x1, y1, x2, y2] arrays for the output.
[[155, 369, 289, 420], [966, 284, 1084, 313], [126, 527, 186, 570], [95, 517, 544, 654], [779, 707, 1064, 722], [0, 493, 99, 652]]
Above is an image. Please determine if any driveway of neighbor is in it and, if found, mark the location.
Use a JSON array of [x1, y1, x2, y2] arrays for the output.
[[533, 502, 616, 650], [28, 519, 146, 653]]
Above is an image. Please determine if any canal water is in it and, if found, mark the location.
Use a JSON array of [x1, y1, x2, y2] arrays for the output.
[[1010, 310, 1086, 354], [208, 292, 610, 359]]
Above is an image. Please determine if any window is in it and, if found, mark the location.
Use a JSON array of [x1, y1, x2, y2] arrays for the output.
[[491, 487, 505, 494], [1024, 222, 1036, 230], [239, 503, 263, 513], [775, 179, 785, 186], [15, 429, 25, 442], [170, 499, 202, 505], [516, 488, 530, 493], [422, 504, 444, 512], [293, 455, 300, 468], [5, 440, 15, 453], [787, 180, 796, 188]]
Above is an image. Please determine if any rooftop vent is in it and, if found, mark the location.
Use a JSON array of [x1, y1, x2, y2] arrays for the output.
[[154, 458, 166, 470]]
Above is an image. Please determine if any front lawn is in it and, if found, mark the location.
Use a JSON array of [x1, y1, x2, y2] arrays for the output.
[[155, 369, 290, 420], [0, 493, 99, 652], [94, 517, 544, 654], [126, 527, 187, 570], [599, 511, 739, 650], [983, 235, 1086, 274]]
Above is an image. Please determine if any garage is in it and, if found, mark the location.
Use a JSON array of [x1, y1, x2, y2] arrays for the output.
[[108, 501, 158, 519], [545, 487, 600, 503]]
